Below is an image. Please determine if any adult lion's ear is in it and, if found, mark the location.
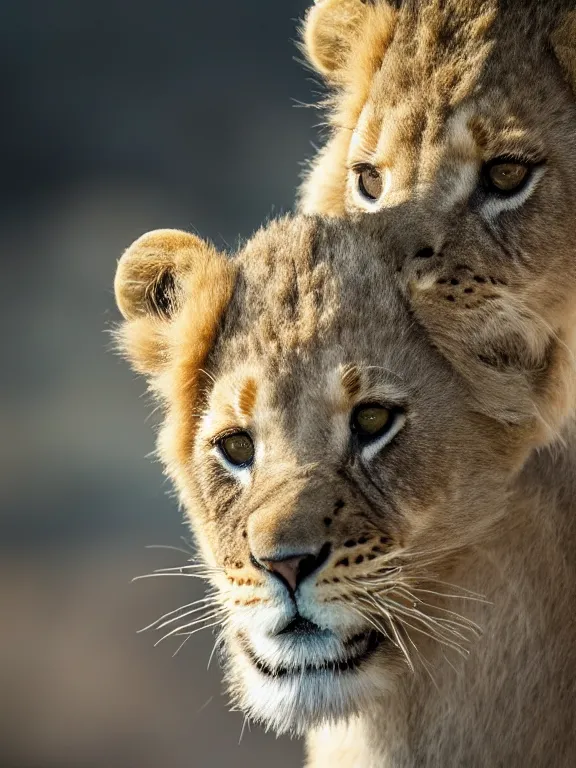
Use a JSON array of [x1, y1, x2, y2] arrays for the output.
[[302, 0, 396, 82], [551, 11, 576, 90], [114, 229, 236, 377]]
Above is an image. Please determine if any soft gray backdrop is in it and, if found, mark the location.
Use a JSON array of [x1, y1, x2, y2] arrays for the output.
[[1, 1, 317, 765]]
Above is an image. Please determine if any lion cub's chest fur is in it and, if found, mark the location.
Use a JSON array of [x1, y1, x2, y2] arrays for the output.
[[307, 456, 576, 767]]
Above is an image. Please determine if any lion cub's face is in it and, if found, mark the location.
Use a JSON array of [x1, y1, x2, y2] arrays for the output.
[[114, 216, 568, 735]]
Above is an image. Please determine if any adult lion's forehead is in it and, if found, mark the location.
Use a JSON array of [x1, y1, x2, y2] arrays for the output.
[[380, 0, 556, 84], [343, 0, 567, 173], [378, 0, 498, 112], [358, 2, 562, 157]]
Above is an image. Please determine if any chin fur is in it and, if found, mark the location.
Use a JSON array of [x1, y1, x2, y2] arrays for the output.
[[224, 631, 396, 736]]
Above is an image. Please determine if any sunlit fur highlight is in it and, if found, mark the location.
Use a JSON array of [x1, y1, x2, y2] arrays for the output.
[[114, 228, 237, 472], [299, 0, 576, 239]]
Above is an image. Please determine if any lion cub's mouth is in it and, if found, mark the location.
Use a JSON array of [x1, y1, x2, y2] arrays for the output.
[[240, 628, 386, 678]]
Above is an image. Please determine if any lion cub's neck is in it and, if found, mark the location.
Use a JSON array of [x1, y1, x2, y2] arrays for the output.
[[307, 429, 576, 768]]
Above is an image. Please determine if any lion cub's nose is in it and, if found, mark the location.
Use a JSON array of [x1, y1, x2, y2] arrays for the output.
[[257, 544, 331, 593]]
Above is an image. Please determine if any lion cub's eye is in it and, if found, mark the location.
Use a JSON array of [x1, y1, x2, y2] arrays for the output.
[[219, 432, 254, 467], [351, 404, 391, 438], [356, 165, 383, 201], [484, 159, 531, 195]]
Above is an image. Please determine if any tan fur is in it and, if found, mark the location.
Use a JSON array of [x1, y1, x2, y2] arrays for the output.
[[299, 0, 576, 219], [552, 9, 576, 86], [304, 0, 397, 84], [298, 0, 576, 438], [115, 214, 576, 766], [237, 377, 258, 420], [114, 228, 236, 469], [294, 8, 576, 760]]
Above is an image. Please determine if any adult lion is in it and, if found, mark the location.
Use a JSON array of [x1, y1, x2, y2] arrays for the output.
[[300, 0, 576, 232], [115, 214, 576, 766]]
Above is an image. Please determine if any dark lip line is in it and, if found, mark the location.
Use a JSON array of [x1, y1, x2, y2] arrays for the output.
[[241, 630, 386, 679]]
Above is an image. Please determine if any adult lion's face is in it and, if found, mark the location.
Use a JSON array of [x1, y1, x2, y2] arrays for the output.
[[300, 2, 576, 357], [301, 1, 576, 214], [114, 217, 571, 735]]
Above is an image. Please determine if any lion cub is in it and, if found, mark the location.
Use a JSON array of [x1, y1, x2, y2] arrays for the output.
[[115, 214, 576, 766]]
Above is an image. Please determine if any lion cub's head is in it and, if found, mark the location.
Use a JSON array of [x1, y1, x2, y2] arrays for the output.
[[114, 214, 574, 735]]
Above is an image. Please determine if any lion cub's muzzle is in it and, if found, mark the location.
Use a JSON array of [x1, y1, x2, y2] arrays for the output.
[[227, 532, 391, 681]]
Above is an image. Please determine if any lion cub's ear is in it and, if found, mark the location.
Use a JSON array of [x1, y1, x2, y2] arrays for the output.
[[552, 11, 576, 91], [302, 0, 396, 81], [114, 229, 236, 376]]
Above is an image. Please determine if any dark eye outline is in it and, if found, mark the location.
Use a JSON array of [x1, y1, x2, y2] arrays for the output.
[[350, 402, 401, 443], [352, 163, 384, 202], [214, 430, 255, 468], [481, 156, 539, 197]]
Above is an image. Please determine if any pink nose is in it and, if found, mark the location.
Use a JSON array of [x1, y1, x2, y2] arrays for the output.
[[258, 545, 331, 593], [260, 556, 307, 592]]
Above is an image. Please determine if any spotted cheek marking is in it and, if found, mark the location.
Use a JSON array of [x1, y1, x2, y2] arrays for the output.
[[322, 498, 346, 532], [314, 535, 396, 600], [435, 272, 507, 309], [223, 562, 269, 608], [413, 267, 508, 312]]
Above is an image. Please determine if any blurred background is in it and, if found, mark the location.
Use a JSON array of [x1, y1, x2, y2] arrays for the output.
[[1, 1, 317, 765]]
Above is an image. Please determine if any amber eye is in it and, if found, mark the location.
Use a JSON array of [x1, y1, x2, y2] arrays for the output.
[[351, 404, 391, 438], [484, 159, 531, 195], [219, 432, 254, 467], [356, 165, 383, 202]]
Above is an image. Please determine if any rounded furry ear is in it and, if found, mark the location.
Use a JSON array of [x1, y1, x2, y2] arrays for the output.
[[115, 229, 213, 321], [303, 0, 396, 82], [114, 229, 236, 376], [303, 0, 371, 78]]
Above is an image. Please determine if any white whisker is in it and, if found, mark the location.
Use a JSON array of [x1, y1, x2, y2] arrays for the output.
[[173, 633, 192, 657], [151, 600, 224, 632], [138, 595, 219, 633], [154, 610, 227, 646], [132, 572, 212, 582], [359, 592, 471, 659], [398, 619, 438, 689], [158, 616, 229, 646], [408, 585, 490, 604], [145, 544, 194, 556], [207, 629, 227, 671]]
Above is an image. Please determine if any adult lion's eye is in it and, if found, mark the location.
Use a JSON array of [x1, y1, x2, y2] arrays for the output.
[[484, 159, 530, 194], [351, 405, 391, 438], [219, 432, 254, 466], [357, 165, 383, 201]]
